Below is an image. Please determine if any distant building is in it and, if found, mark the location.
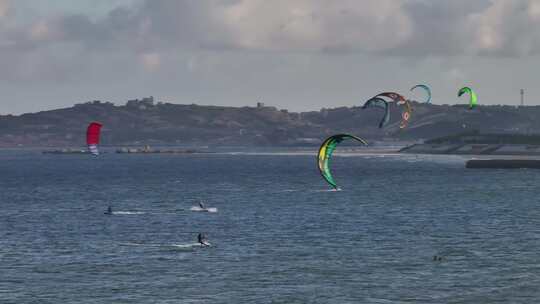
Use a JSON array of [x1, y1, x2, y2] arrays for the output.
[[126, 96, 154, 109], [74, 100, 114, 107]]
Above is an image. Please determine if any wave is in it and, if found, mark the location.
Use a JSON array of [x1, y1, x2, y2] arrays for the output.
[[118, 242, 150, 247], [312, 189, 342, 192], [112, 211, 146, 215]]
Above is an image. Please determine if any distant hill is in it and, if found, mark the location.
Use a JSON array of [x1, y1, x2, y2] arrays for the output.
[[1, 97, 539, 147]]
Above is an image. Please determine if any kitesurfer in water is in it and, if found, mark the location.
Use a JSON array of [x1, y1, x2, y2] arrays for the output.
[[199, 201, 205, 210], [197, 233, 209, 246], [104, 206, 112, 215]]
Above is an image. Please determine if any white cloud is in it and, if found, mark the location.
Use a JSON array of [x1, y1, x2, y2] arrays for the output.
[[466, 0, 540, 56], [8, 1, 540, 57], [217, 0, 413, 52], [3, 0, 540, 114]]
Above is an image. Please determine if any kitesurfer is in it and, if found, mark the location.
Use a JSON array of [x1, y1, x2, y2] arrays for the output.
[[197, 233, 209, 246], [105, 206, 112, 215], [199, 201, 205, 210]]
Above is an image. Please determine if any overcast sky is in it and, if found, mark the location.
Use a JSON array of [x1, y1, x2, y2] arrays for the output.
[[2, 0, 540, 114]]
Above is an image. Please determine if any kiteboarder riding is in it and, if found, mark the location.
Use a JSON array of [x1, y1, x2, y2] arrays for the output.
[[198, 233, 209, 246], [104, 206, 112, 215], [199, 201, 205, 210]]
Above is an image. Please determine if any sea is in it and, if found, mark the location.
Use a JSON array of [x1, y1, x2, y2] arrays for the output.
[[1, 149, 540, 303]]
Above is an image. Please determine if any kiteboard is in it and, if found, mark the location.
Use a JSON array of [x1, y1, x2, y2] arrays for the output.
[[172, 242, 211, 249], [190, 206, 218, 213]]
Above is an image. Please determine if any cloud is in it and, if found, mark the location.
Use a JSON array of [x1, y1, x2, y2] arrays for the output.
[[1, 0, 540, 85], [122, 0, 540, 57], [4, 1, 540, 59], [217, 0, 413, 52], [2, 0, 540, 114], [1, 1, 415, 54], [467, 0, 540, 56]]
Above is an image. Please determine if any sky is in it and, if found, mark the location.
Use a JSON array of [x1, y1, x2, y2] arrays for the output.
[[2, 0, 540, 114]]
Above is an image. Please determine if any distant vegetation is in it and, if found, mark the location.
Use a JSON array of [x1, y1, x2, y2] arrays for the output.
[[1, 97, 540, 147]]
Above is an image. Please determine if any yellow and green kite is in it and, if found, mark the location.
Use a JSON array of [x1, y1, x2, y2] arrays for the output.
[[317, 134, 368, 190], [458, 87, 477, 109]]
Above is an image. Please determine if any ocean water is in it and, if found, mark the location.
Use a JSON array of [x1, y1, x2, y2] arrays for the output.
[[1, 150, 540, 303]]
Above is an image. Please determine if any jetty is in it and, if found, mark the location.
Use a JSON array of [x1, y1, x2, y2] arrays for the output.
[[115, 145, 210, 154], [466, 159, 540, 169], [400, 131, 540, 156], [42, 149, 91, 154]]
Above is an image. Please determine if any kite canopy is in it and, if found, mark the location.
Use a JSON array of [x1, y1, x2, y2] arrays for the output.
[[362, 97, 390, 128], [86, 122, 102, 155], [317, 134, 368, 190], [410, 84, 431, 103], [399, 100, 412, 129], [374, 92, 406, 103], [458, 87, 477, 109]]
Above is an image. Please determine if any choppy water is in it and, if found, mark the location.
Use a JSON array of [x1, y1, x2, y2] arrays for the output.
[[1, 150, 540, 303]]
